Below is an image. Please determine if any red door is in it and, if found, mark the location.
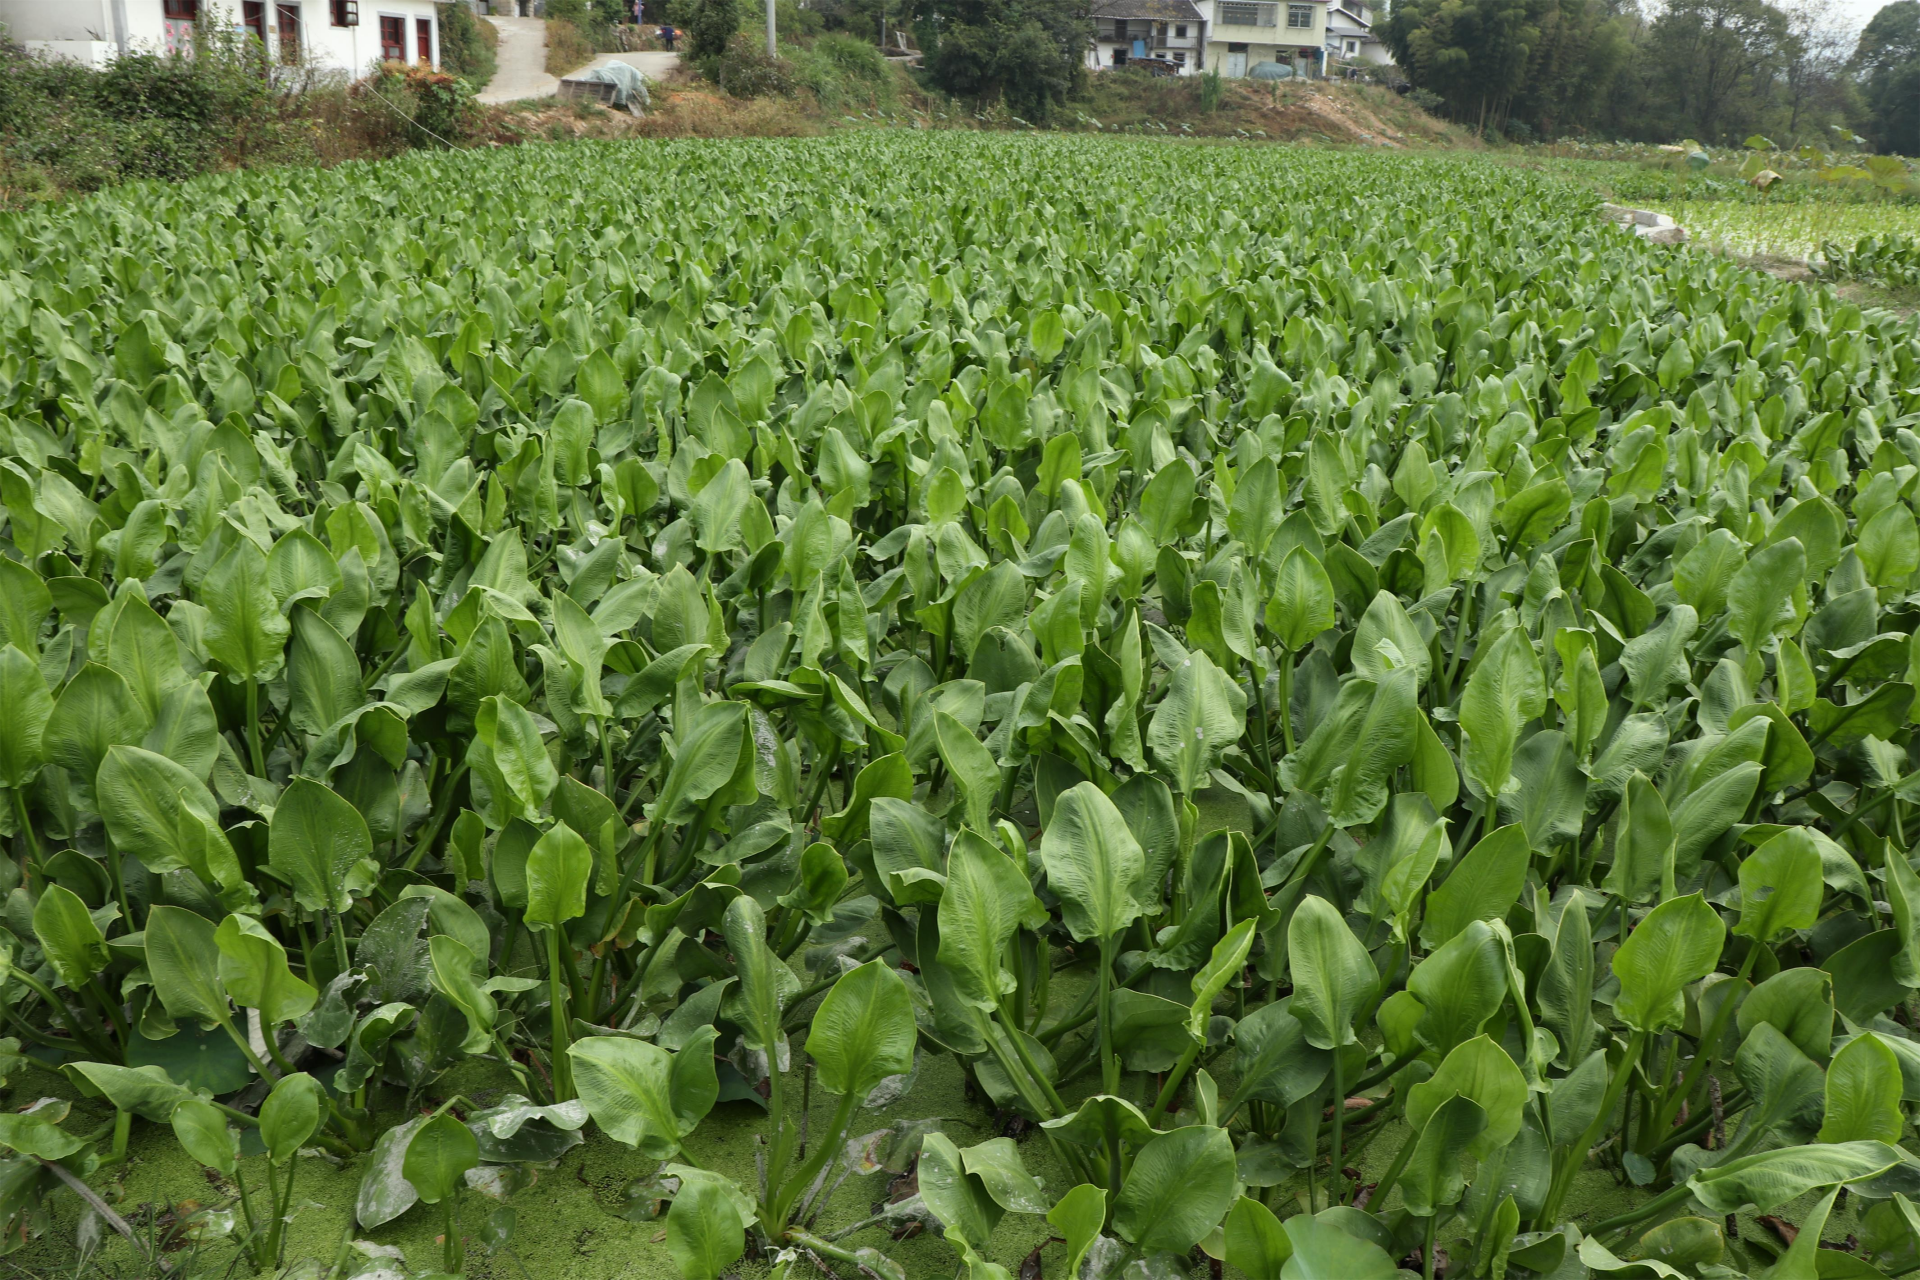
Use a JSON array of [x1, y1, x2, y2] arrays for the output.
[[242, 0, 267, 45], [276, 3, 300, 61], [379, 14, 404, 60], [416, 16, 432, 63]]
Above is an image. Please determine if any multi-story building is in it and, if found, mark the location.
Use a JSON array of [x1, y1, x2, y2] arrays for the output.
[[1324, 0, 1396, 69], [1087, 0, 1206, 75], [1086, 0, 1335, 78], [1199, 0, 1324, 79], [0, 0, 444, 75]]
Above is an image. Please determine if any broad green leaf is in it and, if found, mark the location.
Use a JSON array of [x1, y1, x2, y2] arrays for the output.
[[1620, 898, 1728, 1036], [919, 1131, 1002, 1252], [722, 896, 800, 1062], [1687, 1140, 1903, 1213], [1405, 1034, 1528, 1158], [171, 1099, 236, 1176], [1733, 827, 1824, 943], [1400, 1094, 1487, 1216], [1728, 537, 1805, 657], [145, 905, 233, 1031], [1289, 895, 1377, 1050], [215, 913, 318, 1027], [667, 1174, 747, 1280], [97, 744, 226, 877], [1421, 824, 1530, 949], [45, 662, 148, 783], [1612, 893, 1726, 1033], [934, 709, 1001, 833], [0, 645, 52, 788], [1266, 547, 1335, 652], [32, 884, 107, 990], [403, 1111, 479, 1204], [201, 539, 291, 680], [1224, 1195, 1292, 1279], [259, 1072, 322, 1165], [1148, 648, 1245, 795], [648, 699, 747, 825], [1603, 772, 1673, 904], [1041, 780, 1146, 942], [1819, 1032, 1904, 1143], [1326, 666, 1418, 827], [1111, 1124, 1238, 1255], [523, 821, 592, 930], [1047, 1184, 1107, 1280], [959, 1137, 1048, 1213], [806, 959, 915, 1097], [1458, 627, 1546, 797], [1279, 1214, 1400, 1280], [269, 776, 376, 916], [938, 829, 1044, 1012], [568, 1025, 719, 1158]]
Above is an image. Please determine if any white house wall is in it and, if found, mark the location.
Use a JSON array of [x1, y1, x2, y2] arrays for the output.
[[0, 0, 440, 77]]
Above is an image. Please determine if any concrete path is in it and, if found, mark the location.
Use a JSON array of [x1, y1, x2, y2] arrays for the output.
[[477, 16, 559, 104], [590, 50, 682, 79]]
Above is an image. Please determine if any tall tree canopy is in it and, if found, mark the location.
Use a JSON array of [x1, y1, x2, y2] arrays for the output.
[[1851, 0, 1920, 153]]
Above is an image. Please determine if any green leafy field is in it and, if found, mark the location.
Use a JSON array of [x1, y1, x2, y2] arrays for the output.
[[1, 133, 1920, 1280]]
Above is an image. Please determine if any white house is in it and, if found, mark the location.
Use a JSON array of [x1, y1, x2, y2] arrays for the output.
[[1087, 0, 1206, 75], [0, 0, 442, 77], [1324, 0, 1394, 69], [1194, 0, 1325, 78]]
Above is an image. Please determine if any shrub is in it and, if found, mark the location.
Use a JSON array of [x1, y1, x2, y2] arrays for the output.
[[713, 33, 797, 96], [438, 1, 499, 90], [1200, 67, 1224, 113], [1408, 86, 1444, 114], [547, 0, 623, 47], [545, 18, 598, 75], [0, 24, 294, 196], [364, 63, 480, 147], [785, 32, 895, 108], [688, 0, 744, 61]]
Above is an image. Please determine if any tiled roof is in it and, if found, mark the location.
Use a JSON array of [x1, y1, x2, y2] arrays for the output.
[[1089, 0, 1204, 20]]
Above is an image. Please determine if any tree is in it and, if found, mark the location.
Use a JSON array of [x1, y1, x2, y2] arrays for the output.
[[1851, 0, 1920, 154], [1776, 0, 1854, 142], [1381, 0, 1559, 133], [1506, 0, 1633, 136], [687, 0, 743, 59], [1640, 0, 1792, 141], [923, 0, 1087, 118]]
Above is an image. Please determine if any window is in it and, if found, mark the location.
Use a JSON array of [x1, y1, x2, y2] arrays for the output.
[[379, 14, 404, 58], [1174, 22, 1187, 35], [331, 0, 358, 25], [1217, 1, 1277, 25], [1344, 37, 1358, 52], [1172, 49, 1186, 60], [162, 0, 197, 15], [1287, 3, 1314, 27], [416, 16, 432, 62], [277, 3, 300, 60]]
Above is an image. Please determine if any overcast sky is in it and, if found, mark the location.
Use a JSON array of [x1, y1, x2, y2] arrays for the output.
[[1828, 0, 1888, 39]]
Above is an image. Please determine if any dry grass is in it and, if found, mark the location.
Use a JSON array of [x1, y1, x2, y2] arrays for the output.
[[480, 89, 822, 143], [545, 18, 595, 77]]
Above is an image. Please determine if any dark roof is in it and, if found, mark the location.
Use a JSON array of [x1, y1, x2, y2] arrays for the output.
[[1088, 0, 1203, 20]]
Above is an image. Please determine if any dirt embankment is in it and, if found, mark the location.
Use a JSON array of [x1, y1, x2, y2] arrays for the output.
[[478, 63, 1470, 148]]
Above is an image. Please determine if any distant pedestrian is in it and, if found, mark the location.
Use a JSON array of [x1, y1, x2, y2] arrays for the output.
[[659, 23, 676, 50]]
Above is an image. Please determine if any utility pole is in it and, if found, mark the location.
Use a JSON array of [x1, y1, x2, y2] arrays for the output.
[[767, 0, 776, 56]]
